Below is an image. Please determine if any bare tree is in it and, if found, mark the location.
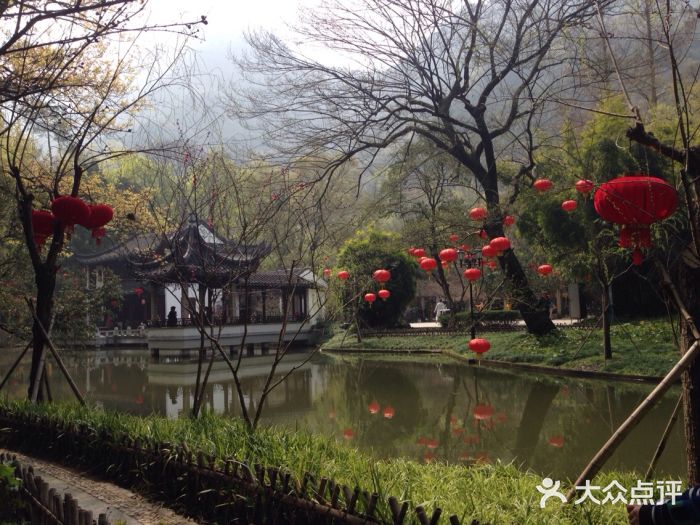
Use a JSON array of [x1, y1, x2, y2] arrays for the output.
[[230, 0, 613, 334]]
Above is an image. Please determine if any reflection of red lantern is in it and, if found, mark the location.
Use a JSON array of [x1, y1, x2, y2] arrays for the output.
[[51, 196, 90, 226], [368, 400, 380, 414], [575, 179, 595, 194], [464, 268, 481, 281], [140, 298, 146, 305], [503, 215, 515, 226], [373, 269, 391, 285], [135, 394, 144, 405], [468, 338, 491, 355], [439, 248, 458, 263], [594, 174, 677, 265], [537, 264, 553, 276], [473, 404, 494, 420], [337, 270, 350, 281], [489, 237, 510, 253], [481, 245, 497, 258], [469, 207, 487, 220], [548, 436, 565, 448], [426, 438, 438, 449], [378, 289, 390, 301], [533, 179, 553, 192], [561, 200, 577, 212], [364, 293, 376, 304], [383, 406, 395, 419], [419, 257, 437, 272], [342, 428, 354, 440]]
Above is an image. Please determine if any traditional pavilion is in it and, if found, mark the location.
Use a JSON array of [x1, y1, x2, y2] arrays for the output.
[[72, 215, 325, 334]]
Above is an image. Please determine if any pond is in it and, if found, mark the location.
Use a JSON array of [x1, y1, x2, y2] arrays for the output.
[[0, 347, 685, 480]]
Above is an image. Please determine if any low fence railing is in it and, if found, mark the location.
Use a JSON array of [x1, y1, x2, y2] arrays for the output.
[[0, 410, 483, 525]]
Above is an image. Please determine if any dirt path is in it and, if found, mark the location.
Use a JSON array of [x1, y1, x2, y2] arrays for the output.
[[2, 448, 199, 524]]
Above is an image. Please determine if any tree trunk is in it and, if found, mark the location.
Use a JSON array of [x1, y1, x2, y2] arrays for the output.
[[602, 284, 612, 360], [28, 265, 56, 401], [514, 382, 560, 466]]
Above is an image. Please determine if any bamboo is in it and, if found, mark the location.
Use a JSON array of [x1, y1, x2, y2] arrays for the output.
[[26, 299, 85, 406], [0, 340, 31, 391], [645, 393, 683, 481], [567, 340, 700, 501]]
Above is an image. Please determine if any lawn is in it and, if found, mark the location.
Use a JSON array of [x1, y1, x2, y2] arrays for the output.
[[322, 318, 680, 377]]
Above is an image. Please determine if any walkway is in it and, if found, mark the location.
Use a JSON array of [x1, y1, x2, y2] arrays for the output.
[[410, 318, 582, 329], [3, 448, 198, 524]]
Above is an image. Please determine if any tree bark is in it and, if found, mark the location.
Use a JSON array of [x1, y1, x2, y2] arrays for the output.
[[28, 265, 56, 401]]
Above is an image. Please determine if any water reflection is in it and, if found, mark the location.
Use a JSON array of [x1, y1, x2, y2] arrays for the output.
[[0, 348, 685, 479]]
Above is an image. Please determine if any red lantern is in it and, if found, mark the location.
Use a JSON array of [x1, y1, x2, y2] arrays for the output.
[[533, 179, 553, 192], [460, 243, 470, 252], [413, 248, 426, 258], [368, 400, 380, 414], [481, 245, 497, 258], [594, 174, 677, 265], [373, 269, 391, 285], [478, 229, 488, 240], [537, 264, 553, 276], [489, 237, 510, 253], [464, 268, 482, 281], [449, 233, 459, 243], [486, 260, 497, 269], [51, 196, 90, 226], [134, 287, 144, 297], [378, 289, 391, 300], [561, 200, 577, 212], [419, 257, 437, 272], [469, 207, 487, 221], [439, 248, 458, 263], [80, 204, 113, 244], [364, 292, 377, 304], [473, 404, 494, 420], [337, 270, 350, 281], [407, 247, 416, 256], [468, 338, 491, 355], [503, 215, 516, 226], [575, 179, 595, 194], [383, 405, 395, 419], [32, 210, 55, 236], [323, 268, 332, 278]]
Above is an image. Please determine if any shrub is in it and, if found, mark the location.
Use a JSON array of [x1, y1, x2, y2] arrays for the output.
[[439, 309, 520, 329]]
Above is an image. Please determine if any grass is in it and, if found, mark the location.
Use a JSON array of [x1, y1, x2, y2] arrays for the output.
[[0, 400, 651, 524], [322, 318, 679, 377]]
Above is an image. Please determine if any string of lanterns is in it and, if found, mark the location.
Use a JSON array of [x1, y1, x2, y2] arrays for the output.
[[32, 196, 114, 248]]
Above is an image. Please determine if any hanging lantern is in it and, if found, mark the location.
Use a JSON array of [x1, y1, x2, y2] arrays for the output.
[[478, 229, 488, 240], [575, 179, 595, 194], [481, 245, 497, 258], [383, 405, 395, 419], [503, 215, 516, 226], [469, 207, 487, 221], [537, 264, 553, 276], [449, 233, 459, 243], [460, 243, 470, 252], [473, 404, 494, 420], [468, 338, 491, 356], [486, 260, 497, 269], [464, 268, 482, 281], [373, 269, 391, 286], [368, 400, 380, 414], [561, 200, 577, 212], [407, 247, 416, 256], [419, 257, 437, 272], [323, 268, 332, 278], [32, 210, 55, 247], [378, 289, 391, 300], [594, 174, 677, 265], [413, 248, 426, 258], [79, 203, 113, 245], [489, 237, 510, 253], [337, 270, 350, 281], [51, 196, 90, 226], [364, 292, 377, 304], [134, 287, 144, 297], [533, 179, 553, 192], [439, 248, 458, 263]]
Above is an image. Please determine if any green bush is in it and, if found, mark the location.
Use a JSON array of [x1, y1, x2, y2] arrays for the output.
[[439, 309, 520, 329]]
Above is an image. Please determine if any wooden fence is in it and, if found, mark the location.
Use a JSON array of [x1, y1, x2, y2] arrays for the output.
[[0, 410, 482, 525], [0, 452, 110, 525]]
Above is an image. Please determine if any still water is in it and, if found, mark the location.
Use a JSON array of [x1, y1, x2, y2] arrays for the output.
[[0, 348, 685, 480]]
